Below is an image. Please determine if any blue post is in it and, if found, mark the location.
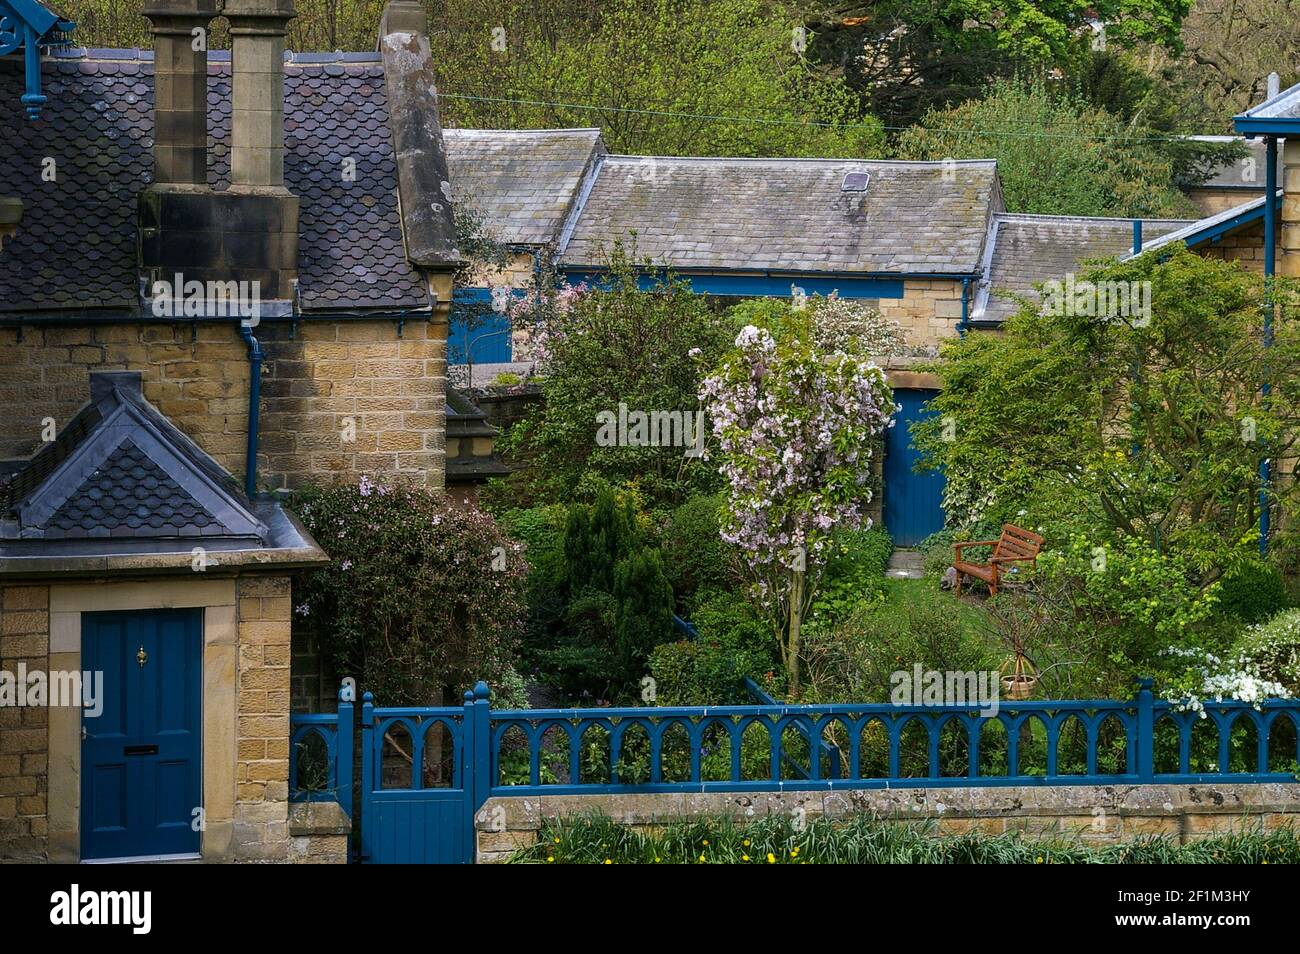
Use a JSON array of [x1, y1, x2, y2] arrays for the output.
[[1135, 678, 1154, 782], [1260, 135, 1278, 556], [463, 682, 491, 862], [956, 276, 971, 335], [1132, 219, 1143, 255], [359, 692, 374, 837], [336, 685, 354, 820]]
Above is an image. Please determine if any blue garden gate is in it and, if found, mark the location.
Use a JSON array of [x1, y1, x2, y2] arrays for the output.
[[883, 388, 947, 546], [357, 686, 489, 864]]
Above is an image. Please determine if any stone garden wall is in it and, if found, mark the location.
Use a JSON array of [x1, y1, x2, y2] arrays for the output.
[[474, 783, 1300, 862]]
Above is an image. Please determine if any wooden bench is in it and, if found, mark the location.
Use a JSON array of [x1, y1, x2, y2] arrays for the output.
[[953, 524, 1044, 597]]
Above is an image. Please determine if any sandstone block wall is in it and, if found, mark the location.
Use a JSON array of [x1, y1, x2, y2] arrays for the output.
[[0, 584, 50, 862], [878, 279, 966, 350], [0, 317, 448, 490]]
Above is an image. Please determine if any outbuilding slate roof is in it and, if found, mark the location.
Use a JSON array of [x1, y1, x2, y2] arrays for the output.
[[974, 214, 1195, 323], [0, 48, 427, 318], [558, 156, 1002, 274], [443, 128, 604, 247]]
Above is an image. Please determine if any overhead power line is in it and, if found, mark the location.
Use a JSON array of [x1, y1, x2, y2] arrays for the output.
[[438, 89, 1242, 146]]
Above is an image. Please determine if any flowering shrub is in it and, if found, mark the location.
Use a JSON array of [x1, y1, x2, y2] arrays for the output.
[[805, 294, 907, 357], [291, 479, 528, 707], [491, 244, 734, 509], [700, 324, 894, 693], [1160, 645, 1291, 716], [503, 278, 589, 366], [1237, 609, 1300, 693]]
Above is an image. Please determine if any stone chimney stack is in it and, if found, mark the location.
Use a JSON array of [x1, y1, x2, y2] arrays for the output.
[[139, 0, 300, 306], [143, 0, 218, 186], [225, 0, 296, 193]]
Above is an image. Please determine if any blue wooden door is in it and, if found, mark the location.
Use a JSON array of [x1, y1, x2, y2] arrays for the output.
[[449, 289, 513, 365], [883, 388, 947, 547], [81, 609, 202, 860]]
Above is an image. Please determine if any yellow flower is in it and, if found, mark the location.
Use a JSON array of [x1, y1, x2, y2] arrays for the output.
[[742, 854, 750, 862], [1035, 857, 1044, 864], [703, 839, 709, 845], [604, 859, 612, 864], [791, 847, 800, 857], [654, 857, 661, 863], [554, 837, 561, 844], [743, 839, 750, 847], [547, 856, 554, 862], [767, 853, 776, 864], [698, 853, 706, 862]]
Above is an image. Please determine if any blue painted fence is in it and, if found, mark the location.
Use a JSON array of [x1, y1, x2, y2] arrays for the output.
[[290, 680, 1300, 863], [289, 693, 353, 820]]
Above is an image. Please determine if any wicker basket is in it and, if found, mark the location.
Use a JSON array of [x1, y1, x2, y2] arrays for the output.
[[998, 652, 1039, 700]]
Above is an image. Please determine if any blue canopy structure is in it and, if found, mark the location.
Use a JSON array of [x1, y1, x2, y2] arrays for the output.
[[0, 0, 75, 119]]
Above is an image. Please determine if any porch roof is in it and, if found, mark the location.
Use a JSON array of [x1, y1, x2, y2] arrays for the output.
[[0, 371, 327, 577], [1234, 80, 1300, 136]]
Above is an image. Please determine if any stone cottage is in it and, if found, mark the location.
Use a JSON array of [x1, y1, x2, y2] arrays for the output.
[[0, 0, 460, 862]]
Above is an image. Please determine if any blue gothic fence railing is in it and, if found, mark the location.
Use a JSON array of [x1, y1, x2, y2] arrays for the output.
[[289, 692, 353, 819], [289, 680, 1300, 862]]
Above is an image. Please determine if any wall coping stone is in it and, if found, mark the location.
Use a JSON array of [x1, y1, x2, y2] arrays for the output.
[[288, 800, 352, 836]]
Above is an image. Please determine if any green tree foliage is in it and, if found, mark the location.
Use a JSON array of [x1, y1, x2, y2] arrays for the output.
[[807, 0, 1192, 128], [659, 493, 743, 613], [521, 490, 676, 701], [649, 591, 781, 705], [429, 0, 882, 157], [896, 78, 1199, 217], [914, 246, 1300, 587], [613, 548, 674, 683], [62, 0, 879, 156], [496, 245, 734, 510], [1138, 0, 1300, 132], [1067, 49, 1247, 188]]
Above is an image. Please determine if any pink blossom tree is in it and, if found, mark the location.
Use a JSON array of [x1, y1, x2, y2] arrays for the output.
[[700, 325, 894, 695]]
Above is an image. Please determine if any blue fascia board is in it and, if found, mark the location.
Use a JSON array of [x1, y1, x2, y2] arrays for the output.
[[560, 268, 931, 300], [1234, 116, 1300, 137], [1185, 202, 1271, 248]]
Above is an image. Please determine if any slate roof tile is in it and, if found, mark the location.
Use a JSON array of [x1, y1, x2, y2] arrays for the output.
[[45, 439, 218, 538], [559, 156, 1001, 274], [442, 128, 604, 246], [0, 50, 427, 317], [975, 214, 1196, 323]]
